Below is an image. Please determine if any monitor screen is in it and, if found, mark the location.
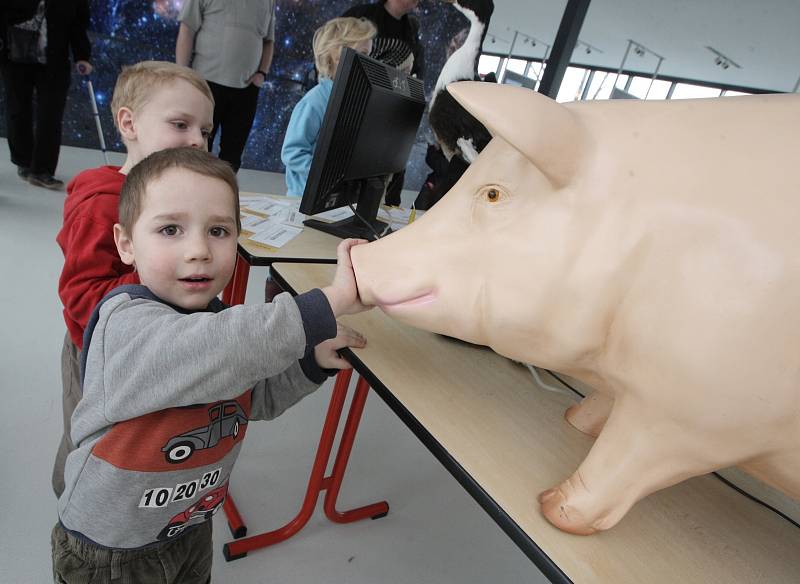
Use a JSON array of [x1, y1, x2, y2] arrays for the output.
[[300, 48, 426, 240]]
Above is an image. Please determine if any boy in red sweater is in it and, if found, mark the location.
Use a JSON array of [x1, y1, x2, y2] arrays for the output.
[[53, 61, 214, 497]]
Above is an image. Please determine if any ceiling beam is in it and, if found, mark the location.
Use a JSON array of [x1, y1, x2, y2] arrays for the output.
[[538, 0, 592, 98]]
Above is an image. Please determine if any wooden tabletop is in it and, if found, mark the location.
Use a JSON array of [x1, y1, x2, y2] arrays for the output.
[[237, 228, 340, 266], [271, 262, 800, 584], [237, 192, 340, 265]]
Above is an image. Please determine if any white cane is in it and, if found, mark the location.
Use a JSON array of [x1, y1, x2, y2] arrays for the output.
[[86, 79, 110, 165]]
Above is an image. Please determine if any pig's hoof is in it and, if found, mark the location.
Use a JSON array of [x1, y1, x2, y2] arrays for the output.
[[565, 404, 600, 437], [538, 475, 620, 535], [564, 392, 613, 438], [539, 487, 598, 535]]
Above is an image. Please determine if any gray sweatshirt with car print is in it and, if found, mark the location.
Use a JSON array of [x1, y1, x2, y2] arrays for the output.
[[57, 285, 336, 548]]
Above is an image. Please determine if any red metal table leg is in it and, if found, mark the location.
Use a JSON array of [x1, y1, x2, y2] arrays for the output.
[[223, 371, 388, 561], [324, 375, 389, 523], [222, 254, 250, 306], [222, 492, 247, 538], [221, 252, 250, 537], [224, 370, 353, 560]]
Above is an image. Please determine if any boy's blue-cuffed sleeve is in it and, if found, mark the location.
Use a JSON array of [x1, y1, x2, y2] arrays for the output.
[[293, 288, 337, 351], [298, 351, 334, 384]]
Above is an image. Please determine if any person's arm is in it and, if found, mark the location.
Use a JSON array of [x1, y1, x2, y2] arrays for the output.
[[94, 289, 336, 421], [69, 0, 92, 74], [259, 39, 274, 75], [281, 93, 324, 194], [411, 43, 424, 79], [409, 16, 424, 80], [175, 22, 196, 67], [250, 323, 366, 421], [93, 240, 368, 421], [176, 0, 202, 66], [247, 40, 273, 87], [249, 361, 323, 421], [248, 3, 276, 88]]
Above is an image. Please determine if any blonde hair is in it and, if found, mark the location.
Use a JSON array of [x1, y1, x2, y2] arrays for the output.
[[120, 147, 241, 235], [313, 17, 377, 79], [110, 61, 214, 130]]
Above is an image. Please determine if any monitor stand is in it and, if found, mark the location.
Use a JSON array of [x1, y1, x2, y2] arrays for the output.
[[303, 177, 391, 241]]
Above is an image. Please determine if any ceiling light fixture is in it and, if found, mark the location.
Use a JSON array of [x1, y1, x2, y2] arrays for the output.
[[497, 28, 551, 86], [577, 40, 603, 56], [504, 27, 549, 54], [612, 39, 666, 100], [705, 46, 741, 71]]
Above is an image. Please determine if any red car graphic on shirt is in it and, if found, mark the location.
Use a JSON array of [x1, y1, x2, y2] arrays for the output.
[[162, 401, 248, 464], [157, 484, 228, 541]]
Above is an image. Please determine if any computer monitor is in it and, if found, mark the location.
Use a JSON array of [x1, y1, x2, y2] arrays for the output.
[[299, 47, 426, 240]]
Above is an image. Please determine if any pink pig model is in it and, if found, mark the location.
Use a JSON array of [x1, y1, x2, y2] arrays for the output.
[[351, 82, 800, 535]]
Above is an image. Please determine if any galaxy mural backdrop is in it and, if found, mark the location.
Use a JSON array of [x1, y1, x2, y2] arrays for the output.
[[0, 0, 471, 191]]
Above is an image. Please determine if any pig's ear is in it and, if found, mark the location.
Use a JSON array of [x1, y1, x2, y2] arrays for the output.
[[448, 81, 582, 188]]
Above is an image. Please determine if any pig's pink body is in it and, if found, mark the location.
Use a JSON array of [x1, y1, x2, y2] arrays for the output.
[[351, 83, 800, 534]]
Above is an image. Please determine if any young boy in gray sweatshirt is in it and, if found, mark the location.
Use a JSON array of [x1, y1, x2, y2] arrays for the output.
[[52, 147, 370, 582]]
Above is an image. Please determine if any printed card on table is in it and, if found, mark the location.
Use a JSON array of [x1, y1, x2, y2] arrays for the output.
[[239, 195, 267, 205], [240, 213, 272, 233], [270, 208, 307, 228], [377, 207, 425, 231], [311, 206, 355, 222], [248, 222, 303, 249], [377, 207, 412, 224], [244, 198, 295, 216]]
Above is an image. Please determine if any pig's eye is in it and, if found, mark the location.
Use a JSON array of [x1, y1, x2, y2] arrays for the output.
[[480, 186, 505, 203]]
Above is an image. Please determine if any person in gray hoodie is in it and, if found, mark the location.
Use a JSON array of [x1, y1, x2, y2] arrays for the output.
[[52, 147, 370, 583]]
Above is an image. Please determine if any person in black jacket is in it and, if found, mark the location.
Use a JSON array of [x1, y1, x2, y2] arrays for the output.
[[1, 0, 93, 190], [343, 0, 424, 79], [343, 0, 424, 206]]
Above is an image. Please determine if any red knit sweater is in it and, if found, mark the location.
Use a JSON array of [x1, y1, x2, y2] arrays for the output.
[[56, 166, 139, 348]]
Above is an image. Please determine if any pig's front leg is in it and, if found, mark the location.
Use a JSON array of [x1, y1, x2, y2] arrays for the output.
[[565, 391, 614, 438], [539, 397, 710, 534]]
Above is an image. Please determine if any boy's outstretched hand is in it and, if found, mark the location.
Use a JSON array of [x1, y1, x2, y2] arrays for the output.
[[314, 323, 367, 369], [322, 238, 372, 317]]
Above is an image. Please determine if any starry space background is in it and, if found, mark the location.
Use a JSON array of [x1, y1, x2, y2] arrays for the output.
[[0, 0, 472, 191]]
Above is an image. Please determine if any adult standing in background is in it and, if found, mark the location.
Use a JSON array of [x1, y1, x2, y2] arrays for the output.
[[176, 0, 275, 172], [343, 0, 424, 204], [343, 0, 424, 79], [0, 0, 93, 190]]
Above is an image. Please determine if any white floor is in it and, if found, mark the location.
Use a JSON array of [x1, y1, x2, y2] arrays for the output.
[[0, 140, 545, 583]]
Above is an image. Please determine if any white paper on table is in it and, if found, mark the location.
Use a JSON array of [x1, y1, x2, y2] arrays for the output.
[[274, 208, 307, 228], [248, 222, 303, 248], [240, 213, 272, 232], [245, 198, 295, 215], [377, 207, 425, 230], [311, 206, 355, 222], [377, 207, 412, 224], [239, 195, 266, 204]]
